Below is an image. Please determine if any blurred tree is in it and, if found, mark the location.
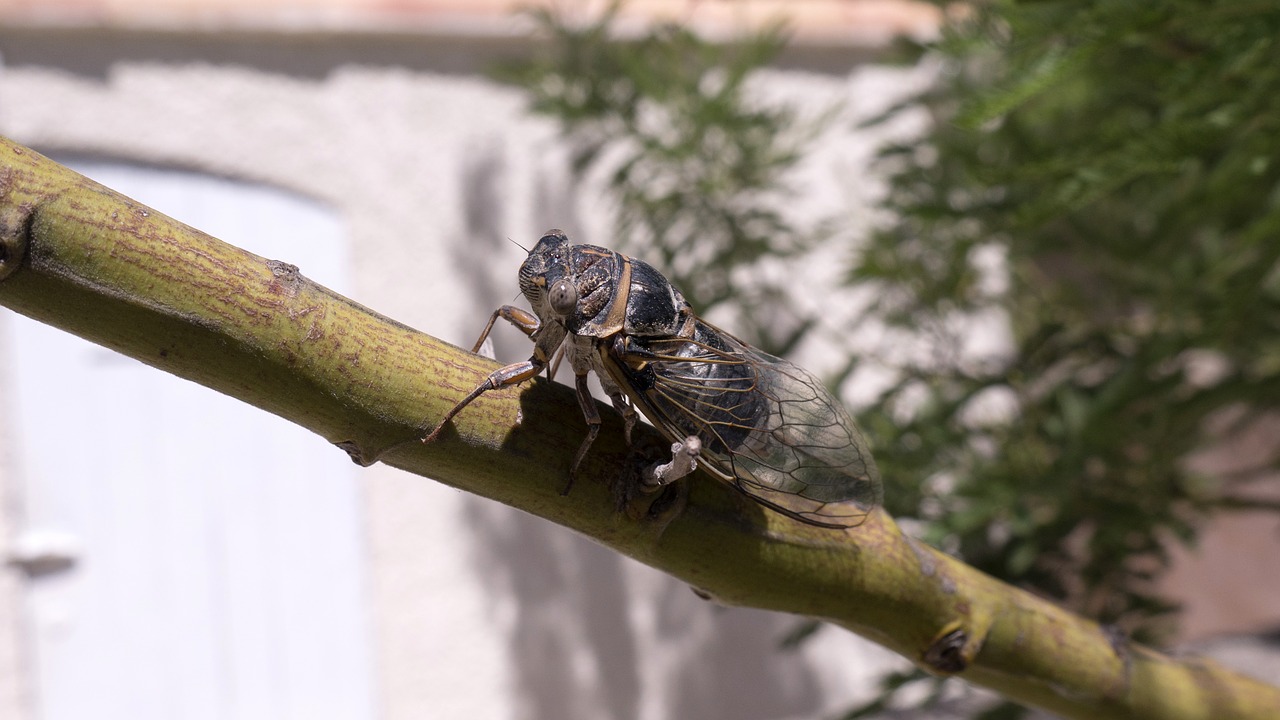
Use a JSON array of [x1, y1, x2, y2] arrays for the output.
[[500, 1, 1280, 717], [848, 1, 1280, 716]]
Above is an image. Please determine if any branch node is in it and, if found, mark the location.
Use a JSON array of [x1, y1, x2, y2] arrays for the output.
[[924, 626, 971, 675], [0, 199, 33, 282], [266, 259, 302, 297], [335, 439, 376, 467]]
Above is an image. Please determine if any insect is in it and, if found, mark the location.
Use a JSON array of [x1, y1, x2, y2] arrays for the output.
[[423, 230, 882, 528]]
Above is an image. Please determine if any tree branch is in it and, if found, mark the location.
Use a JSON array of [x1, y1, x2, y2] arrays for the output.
[[1, 136, 1277, 719]]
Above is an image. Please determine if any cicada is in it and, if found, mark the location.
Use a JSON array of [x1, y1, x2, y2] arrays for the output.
[[424, 230, 881, 528]]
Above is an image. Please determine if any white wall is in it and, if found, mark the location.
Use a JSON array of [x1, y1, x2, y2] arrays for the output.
[[0, 28, 927, 720], [3, 159, 374, 720]]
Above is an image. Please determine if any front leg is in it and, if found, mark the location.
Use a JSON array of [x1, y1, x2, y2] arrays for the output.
[[427, 307, 566, 443], [471, 305, 540, 352], [422, 358, 544, 443]]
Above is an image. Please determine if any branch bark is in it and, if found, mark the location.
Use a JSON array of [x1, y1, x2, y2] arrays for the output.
[[1, 136, 1276, 720]]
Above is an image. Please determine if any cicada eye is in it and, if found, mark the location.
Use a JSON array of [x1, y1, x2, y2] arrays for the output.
[[548, 278, 579, 316]]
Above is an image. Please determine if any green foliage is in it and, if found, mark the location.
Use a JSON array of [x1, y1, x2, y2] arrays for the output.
[[845, 3, 1280, 712], [495, 1, 824, 355], [859, 0, 1280, 637]]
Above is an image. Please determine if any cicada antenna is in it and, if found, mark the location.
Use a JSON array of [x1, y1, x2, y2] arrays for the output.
[[500, 238, 527, 304]]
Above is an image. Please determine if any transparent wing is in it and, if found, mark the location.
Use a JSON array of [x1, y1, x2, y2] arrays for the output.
[[608, 323, 882, 528]]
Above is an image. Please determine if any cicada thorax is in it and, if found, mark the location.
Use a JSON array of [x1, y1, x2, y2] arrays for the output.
[[557, 245, 624, 336], [619, 259, 687, 336], [553, 248, 687, 340]]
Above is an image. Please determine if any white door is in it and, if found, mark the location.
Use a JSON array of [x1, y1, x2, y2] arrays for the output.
[[2, 158, 376, 720]]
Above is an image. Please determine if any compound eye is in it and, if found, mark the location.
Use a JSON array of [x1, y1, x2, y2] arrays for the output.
[[548, 278, 579, 317]]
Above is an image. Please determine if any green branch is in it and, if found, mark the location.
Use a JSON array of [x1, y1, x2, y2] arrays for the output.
[[1, 137, 1276, 719]]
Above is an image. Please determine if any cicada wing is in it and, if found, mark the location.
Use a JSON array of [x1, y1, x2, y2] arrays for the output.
[[609, 324, 882, 528], [725, 358, 882, 527]]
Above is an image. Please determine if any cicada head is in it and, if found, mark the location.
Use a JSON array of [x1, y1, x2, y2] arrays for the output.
[[519, 229, 574, 318], [517, 230, 632, 336]]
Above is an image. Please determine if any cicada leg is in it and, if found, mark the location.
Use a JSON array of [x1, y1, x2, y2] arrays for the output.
[[563, 372, 601, 496], [422, 359, 545, 444], [559, 372, 641, 499], [644, 436, 702, 488], [424, 305, 552, 444], [597, 372, 638, 444], [562, 373, 643, 495], [472, 305, 540, 352], [479, 305, 566, 381], [547, 344, 565, 381], [612, 394, 637, 443]]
